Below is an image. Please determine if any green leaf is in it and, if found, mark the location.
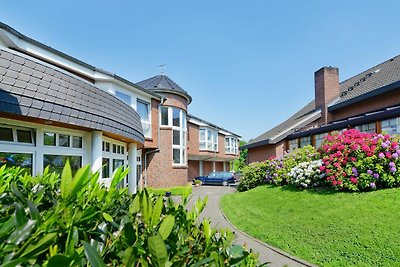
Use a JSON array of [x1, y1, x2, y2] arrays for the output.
[[191, 257, 214, 267], [14, 203, 28, 227], [142, 191, 152, 225], [61, 160, 73, 199], [130, 195, 140, 214], [70, 164, 90, 197], [151, 197, 164, 227], [122, 247, 135, 266], [82, 241, 106, 267], [20, 233, 57, 258], [148, 234, 168, 266], [202, 219, 211, 243], [27, 199, 41, 223], [102, 212, 113, 222], [158, 215, 174, 240], [0, 216, 15, 238], [47, 255, 72, 267], [11, 182, 25, 202], [110, 166, 129, 189], [123, 222, 136, 246], [7, 219, 36, 245]]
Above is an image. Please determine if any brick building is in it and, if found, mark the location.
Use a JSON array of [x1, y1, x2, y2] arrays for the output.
[[243, 56, 400, 163], [0, 22, 239, 190]]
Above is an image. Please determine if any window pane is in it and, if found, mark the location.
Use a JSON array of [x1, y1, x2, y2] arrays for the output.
[[200, 141, 206, 150], [0, 127, 13, 142], [137, 100, 150, 122], [161, 107, 169, 126], [173, 148, 180, 164], [0, 152, 32, 175], [72, 136, 82, 148], [121, 147, 125, 154], [43, 155, 81, 176], [173, 108, 180, 127], [113, 144, 117, 153], [16, 130, 32, 143], [59, 134, 70, 147], [113, 159, 124, 172], [115, 91, 131, 105], [142, 122, 151, 137], [199, 129, 206, 141], [105, 142, 110, 152], [102, 158, 110, 178], [44, 132, 56, 146], [173, 130, 180, 145]]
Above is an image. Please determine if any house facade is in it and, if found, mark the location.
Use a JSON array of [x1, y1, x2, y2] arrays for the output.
[[0, 22, 239, 191], [243, 56, 400, 163]]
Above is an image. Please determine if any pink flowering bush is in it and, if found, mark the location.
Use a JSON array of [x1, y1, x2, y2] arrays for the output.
[[319, 129, 400, 191]]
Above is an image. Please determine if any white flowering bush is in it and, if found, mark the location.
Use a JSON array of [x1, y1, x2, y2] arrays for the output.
[[289, 160, 325, 188]]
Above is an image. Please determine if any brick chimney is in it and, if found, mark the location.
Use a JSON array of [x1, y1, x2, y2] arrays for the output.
[[314, 67, 340, 124]]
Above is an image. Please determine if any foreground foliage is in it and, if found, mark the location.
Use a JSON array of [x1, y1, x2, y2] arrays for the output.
[[147, 183, 193, 197], [0, 164, 259, 266], [221, 185, 400, 267]]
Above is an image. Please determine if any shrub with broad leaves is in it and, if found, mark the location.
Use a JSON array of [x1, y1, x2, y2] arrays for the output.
[[0, 163, 260, 266]]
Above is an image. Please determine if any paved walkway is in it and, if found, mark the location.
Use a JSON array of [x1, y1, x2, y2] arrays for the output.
[[187, 185, 316, 267]]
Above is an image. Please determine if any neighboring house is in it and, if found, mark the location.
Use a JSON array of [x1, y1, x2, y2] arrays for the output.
[[0, 22, 240, 191], [242, 56, 400, 163]]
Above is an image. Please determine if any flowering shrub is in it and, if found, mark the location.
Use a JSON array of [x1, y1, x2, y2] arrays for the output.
[[319, 129, 400, 191], [266, 146, 320, 185], [289, 160, 324, 188], [237, 161, 269, 192]]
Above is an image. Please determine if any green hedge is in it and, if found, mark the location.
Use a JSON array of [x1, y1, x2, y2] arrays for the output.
[[0, 164, 259, 266]]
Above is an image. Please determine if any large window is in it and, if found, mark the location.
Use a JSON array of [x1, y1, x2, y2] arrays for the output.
[[200, 128, 218, 151], [44, 132, 82, 148], [115, 91, 131, 106], [102, 140, 126, 181], [137, 99, 151, 137], [381, 117, 400, 135], [225, 137, 238, 155], [288, 139, 298, 152], [159, 106, 187, 165], [43, 155, 82, 176], [299, 136, 311, 148], [0, 152, 32, 175], [355, 123, 376, 134], [172, 108, 187, 165]]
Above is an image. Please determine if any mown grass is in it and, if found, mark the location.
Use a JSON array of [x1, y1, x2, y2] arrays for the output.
[[147, 183, 193, 197], [220, 185, 400, 267]]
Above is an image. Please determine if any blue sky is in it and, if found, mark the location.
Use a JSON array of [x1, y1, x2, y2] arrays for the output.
[[1, 1, 400, 141]]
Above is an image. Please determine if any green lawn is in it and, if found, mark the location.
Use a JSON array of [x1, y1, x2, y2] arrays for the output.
[[220, 185, 400, 267], [146, 183, 193, 197]]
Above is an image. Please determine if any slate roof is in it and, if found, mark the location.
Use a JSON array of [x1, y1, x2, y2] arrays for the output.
[[137, 74, 192, 103], [0, 49, 144, 143], [243, 55, 400, 149], [0, 22, 160, 100]]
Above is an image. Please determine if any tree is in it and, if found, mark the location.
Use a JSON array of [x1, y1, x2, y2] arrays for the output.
[[234, 140, 248, 172]]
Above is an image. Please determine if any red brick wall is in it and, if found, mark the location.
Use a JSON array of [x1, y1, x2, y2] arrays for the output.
[[215, 162, 223, 171], [187, 122, 199, 155], [332, 90, 400, 121], [188, 160, 199, 181], [203, 161, 214, 175], [145, 128, 187, 188], [144, 99, 160, 149], [248, 141, 286, 163], [162, 93, 188, 112], [315, 67, 340, 124]]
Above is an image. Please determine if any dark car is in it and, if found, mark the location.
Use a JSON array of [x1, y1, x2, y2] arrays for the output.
[[194, 171, 235, 186]]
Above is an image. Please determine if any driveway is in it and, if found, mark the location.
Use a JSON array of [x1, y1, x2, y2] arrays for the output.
[[187, 185, 316, 267]]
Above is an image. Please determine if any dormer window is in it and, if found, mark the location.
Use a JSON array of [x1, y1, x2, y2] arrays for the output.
[[200, 128, 218, 152]]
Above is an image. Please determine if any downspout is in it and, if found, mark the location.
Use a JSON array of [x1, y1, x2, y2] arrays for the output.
[[143, 97, 165, 187]]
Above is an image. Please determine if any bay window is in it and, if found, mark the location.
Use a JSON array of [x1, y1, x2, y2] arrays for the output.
[[137, 99, 151, 137], [200, 127, 218, 152], [225, 137, 238, 155]]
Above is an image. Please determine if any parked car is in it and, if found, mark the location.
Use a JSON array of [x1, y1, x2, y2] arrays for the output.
[[194, 171, 235, 186]]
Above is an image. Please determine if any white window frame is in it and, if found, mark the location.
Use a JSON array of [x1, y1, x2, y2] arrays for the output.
[[101, 137, 127, 180], [225, 136, 238, 155], [199, 127, 218, 152], [381, 117, 400, 135], [137, 98, 151, 138], [171, 108, 187, 166]]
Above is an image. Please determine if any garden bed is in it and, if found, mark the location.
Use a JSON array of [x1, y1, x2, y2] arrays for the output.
[[221, 185, 400, 266]]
